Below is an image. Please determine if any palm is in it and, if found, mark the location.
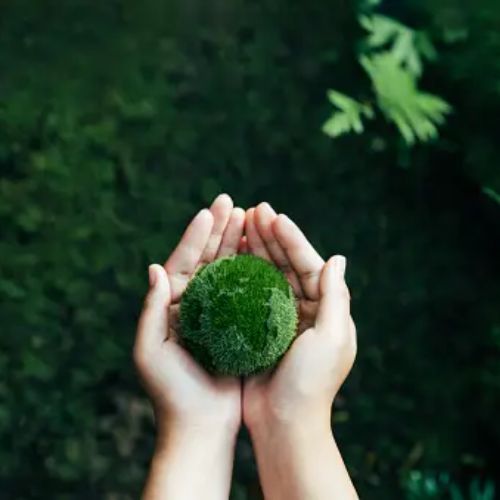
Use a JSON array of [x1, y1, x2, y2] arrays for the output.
[[295, 295, 320, 334], [163, 305, 242, 413], [164, 195, 246, 407], [244, 202, 325, 332], [153, 340, 241, 422]]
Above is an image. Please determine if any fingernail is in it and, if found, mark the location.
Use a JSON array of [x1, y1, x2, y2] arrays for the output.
[[213, 193, 231, 205], [148, 265, 157, 287], [278, 213, 293, 225], [233, 206, 245, 217], [333, 255, 346, 279], [195, 208, 211, 222]]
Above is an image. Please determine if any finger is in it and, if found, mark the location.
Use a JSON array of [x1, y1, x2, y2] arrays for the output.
[[238, 235, 248, 254], [164, 208, 214, 301], [167, 303, 180, 342], [315, 255, 350, 335], [272, 214, 324, 300], [217, 207, 246, 257], [254, 202, 303, 297], [297, 298, 318, 332], [135, 265, 171, 361], [200, 193, 234, 263], [246, 207, 272, 261]]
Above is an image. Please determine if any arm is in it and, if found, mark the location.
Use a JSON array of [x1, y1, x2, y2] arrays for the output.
[[249, 413, 356, 500], [143, 420, 237, 500], [134, 195, 244, 500], [244, 204, 358, 499]]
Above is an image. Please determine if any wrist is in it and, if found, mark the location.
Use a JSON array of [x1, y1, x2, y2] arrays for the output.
[[247, 400, 331, 441], [153, 403, 240, 448], [155, 418, 238, 456], [250, 420, 333, 449], [248, 411, 332, 457]]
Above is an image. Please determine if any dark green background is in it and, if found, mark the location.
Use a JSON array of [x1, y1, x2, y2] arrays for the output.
[[0, 1, 499, 498]]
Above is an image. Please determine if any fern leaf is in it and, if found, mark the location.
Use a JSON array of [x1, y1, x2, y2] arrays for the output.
[[323, 90, 374, 138], [360, 53, 451, 144], [360, 14, 436, 77]]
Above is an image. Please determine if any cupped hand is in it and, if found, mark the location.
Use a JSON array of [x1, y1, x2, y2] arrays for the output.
[[243, 203, 357, 431], [133, 194, 245, 437]]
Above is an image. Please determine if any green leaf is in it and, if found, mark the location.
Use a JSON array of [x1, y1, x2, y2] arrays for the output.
[[360, 53, 451, 145], [483, 187, 500, 204], [322, 90, 374, 138], [360, 14, 406, 49], [360, 14, 436, 77]]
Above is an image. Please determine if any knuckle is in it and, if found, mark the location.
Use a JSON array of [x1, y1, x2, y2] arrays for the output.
[[278, 261, 293, 274], [301, 269, 321, 283], [340, 283, 351, 300], [332, 282, 351, 302]]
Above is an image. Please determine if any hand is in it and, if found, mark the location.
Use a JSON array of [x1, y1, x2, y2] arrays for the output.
[[243, 202, 356, 428], [134, 194, 245, 500], [243, 202, 358, 499]]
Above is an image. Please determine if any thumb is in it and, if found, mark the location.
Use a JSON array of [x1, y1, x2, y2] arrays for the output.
[[315, 255, 350, 335], [135, 264, 171, 356]]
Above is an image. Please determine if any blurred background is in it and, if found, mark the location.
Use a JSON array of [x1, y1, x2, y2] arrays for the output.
[[1, 0, 499, 498]]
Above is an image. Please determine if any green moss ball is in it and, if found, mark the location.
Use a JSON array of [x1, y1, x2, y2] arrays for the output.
[[179, 254, 298, 376]]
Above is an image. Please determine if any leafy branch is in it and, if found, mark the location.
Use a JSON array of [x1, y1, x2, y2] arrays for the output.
[[323, 14, 451, 145]]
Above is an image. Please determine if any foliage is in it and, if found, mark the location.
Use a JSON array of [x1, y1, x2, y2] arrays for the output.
[[323, 11, 452, 145], [449, 480, 496, 500], [482, 187, 500, 204], [360, 14, 436, 78], [360, 53, 451, 144], [322, 90, 374, 138], [404, 471, 495, 500], [0, 0, 499, 499], [180, 255, 297, 376]]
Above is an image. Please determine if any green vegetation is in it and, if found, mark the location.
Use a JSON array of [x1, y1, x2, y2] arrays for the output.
[[404, 472, 495, 500], [0, 0, 499, 498], [179, 255, 297, 376], [323, 8, 452, 145]]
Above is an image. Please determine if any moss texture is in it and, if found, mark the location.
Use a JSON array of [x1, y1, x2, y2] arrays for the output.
[[179, 254, 298, 376]]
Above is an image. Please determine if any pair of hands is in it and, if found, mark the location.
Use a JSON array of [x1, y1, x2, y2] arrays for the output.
[[134, 194, 357, 499]]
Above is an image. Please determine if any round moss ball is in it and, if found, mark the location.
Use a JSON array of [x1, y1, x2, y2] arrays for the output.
[[179, 254, 298, 376]]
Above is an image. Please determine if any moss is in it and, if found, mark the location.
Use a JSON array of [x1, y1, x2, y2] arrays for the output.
[[179, 254, 298, 376]]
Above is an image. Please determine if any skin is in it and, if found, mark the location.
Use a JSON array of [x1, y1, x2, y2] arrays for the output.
[[134, 195, 358, 499], [134, 194, 244, 500], [244, 202, 358, 500]]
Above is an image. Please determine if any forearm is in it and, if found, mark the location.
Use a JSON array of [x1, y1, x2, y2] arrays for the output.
[[143, 423, 237, 500], [250, 414, 358, 500]]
